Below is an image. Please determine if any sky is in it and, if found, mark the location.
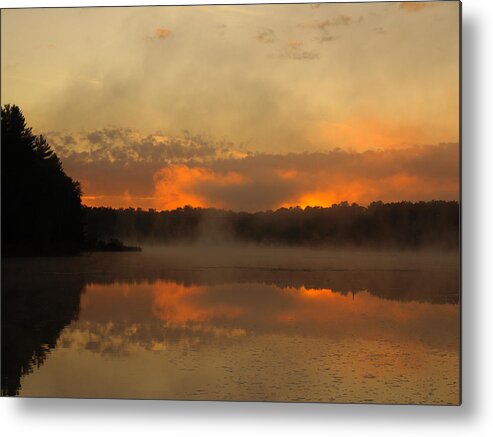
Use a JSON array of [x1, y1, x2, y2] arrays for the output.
[[1, 1, 460, 211]]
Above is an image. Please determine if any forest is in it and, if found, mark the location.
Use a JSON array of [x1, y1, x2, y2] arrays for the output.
[[83, 201, 459, 249]]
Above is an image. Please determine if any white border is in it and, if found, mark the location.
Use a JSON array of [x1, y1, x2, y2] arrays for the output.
[[2, 1, 493, 436]]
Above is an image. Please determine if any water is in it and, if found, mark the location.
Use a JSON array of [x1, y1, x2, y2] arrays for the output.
[[1, 246, 460, 404]]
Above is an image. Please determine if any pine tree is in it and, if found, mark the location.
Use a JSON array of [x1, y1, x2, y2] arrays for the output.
[[1, 104, 84, 255]]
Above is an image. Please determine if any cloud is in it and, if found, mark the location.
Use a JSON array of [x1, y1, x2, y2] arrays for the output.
[[155, 27, 173, 39], [275, 40, 319, 61], [144, 27, 173, 42], [150, 143, 458, 212], [154, 165, 247, 210], [86, 131, 104, 144], [316, 34, 336, 43], [47, 129, 458, 211], [301, 14, 363, 44], [256, 27, 275, 44], [306, 14, 362, 31], [315, 115, 439, 150], [313, 16, 352, 31], [49, 128, 225, 164], [371, 27, 387, 36], [399, 2, 434, 12], [287, 40, 303, 50], [46, 128, 243, 209], [62, 135, 75, 145]]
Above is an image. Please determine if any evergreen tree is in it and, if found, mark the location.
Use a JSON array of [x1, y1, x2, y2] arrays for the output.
[[1, 104, 84, 255]]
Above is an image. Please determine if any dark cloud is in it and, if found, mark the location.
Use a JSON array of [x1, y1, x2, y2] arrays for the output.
[[256, 27, 276, 44], [86, 131, 104, 144], [322, 15, 353, 28], [49, 128, 221, 164], [45, 128, 240, 207], [371, 27, 387, 35], [153, 143, 459, 211], [46, 127, 458, 211], [66, 159, 160, 200], [316, 34, 336, 43], [301, 14, 363, 44], [283, 50, 319, 60], [63, 135, 75, 145], [275, 40, 319, 61]]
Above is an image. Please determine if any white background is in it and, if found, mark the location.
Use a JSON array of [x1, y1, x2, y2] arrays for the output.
[[0, 0, 491, 436]]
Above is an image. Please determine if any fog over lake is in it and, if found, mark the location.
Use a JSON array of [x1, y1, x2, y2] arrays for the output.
[[2, 245, 459, 404]]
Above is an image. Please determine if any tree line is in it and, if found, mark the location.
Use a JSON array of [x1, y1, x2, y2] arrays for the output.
[[84, 200, 459, 249]]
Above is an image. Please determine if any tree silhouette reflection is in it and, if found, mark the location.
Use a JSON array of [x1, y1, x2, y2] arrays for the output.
[[1, 264, 85, 396]]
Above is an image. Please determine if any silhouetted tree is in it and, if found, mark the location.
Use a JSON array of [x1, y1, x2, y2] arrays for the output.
[[82, 200, 459, 250], [1, 104, 84, 255]]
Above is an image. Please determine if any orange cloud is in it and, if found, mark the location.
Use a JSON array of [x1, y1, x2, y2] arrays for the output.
[[287, 40, 303, 50], [277, 169, 298, 180], [279, 173, 457, 209], [155, 27, 173, 39], [76, 143, 458, 212], [153, 164, 247, 210], [399, 2, 434, 12], [277, 39, 319, 60], [148, 144, 458, 211], [315, 116, 431, 150]]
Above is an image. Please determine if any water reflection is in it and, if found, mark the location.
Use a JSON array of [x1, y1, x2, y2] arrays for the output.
[[1, 249, 460, 403], [1, 268, 85, 396], [74, 280, 458, 354]]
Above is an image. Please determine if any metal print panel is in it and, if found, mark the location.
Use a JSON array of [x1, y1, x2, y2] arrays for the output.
[[0, 1, 461, 405]]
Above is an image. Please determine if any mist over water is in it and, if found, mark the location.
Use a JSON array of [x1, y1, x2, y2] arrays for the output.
[[2, 245, 459, 404], [83, 201, 460, 251]]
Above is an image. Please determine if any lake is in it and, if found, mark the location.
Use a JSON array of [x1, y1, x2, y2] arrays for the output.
[[1, 245, 460, 404]]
